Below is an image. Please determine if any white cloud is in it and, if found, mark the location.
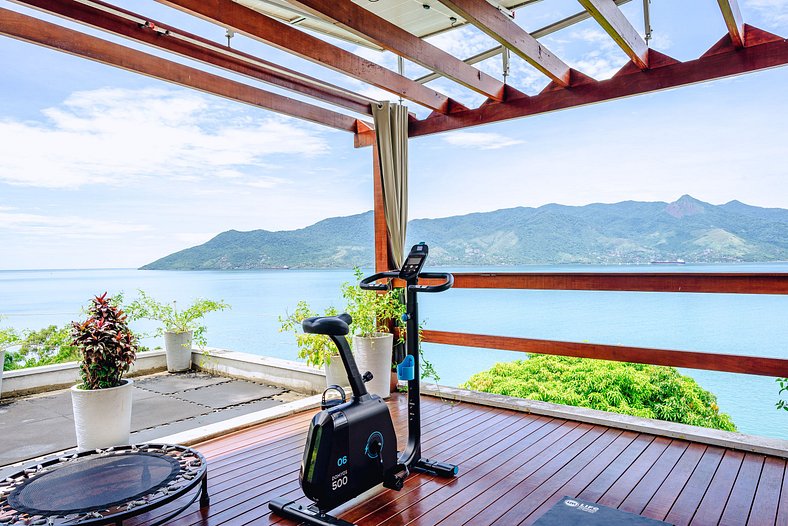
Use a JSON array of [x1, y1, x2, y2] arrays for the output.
[[745, 0, 788, 27], [441, 131, 524, 150], [0, 88, 330, 188], [0, 209, 151, 238]]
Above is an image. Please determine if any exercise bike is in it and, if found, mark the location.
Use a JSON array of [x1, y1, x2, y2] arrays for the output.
[[269, 242, 457, 526]]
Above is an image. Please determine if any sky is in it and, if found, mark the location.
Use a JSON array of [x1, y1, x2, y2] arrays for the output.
[[1, 0, 787, 269]]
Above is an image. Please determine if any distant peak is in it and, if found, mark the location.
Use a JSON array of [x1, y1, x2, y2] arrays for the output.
[[665, 195, 706, 218]]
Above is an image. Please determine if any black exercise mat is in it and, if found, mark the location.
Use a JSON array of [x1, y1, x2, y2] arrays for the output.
[[533, 497, 672, 526]]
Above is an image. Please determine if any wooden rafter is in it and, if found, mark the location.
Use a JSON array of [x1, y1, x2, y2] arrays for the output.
[[577, 0, 649, 69], [157, 0, 456, 113], [287, 0, 506, 101], [13, 0, 375, 116], [717, 0, 745, 48], [355, 28, 788, 145], [436, 0, 572, 86], [0, 8, 363, 132], [418, 0, 633, 84]]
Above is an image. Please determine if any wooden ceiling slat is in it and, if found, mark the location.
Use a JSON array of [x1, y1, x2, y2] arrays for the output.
[[14, 0, 375, 116], [157, 0, 456, 113], [716, 0, 745, 48], [436, 0, 572, 86], [286, 0, 506, 101], [0, 7, 363, 132], [577, 0, 649, 69]]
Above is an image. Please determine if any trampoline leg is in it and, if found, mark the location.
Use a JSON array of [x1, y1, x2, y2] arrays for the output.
[[200, 474, 210, 508]]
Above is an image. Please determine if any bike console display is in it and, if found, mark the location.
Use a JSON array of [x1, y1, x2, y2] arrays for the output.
[[399, 243, 428, 281]]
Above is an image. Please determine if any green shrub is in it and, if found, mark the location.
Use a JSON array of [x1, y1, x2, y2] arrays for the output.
[[5, 325, 79, 370], [462, 355, 736, 432]]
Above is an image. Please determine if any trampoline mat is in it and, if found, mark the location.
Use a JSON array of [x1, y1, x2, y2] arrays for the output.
[[534, 497, 671, 526], [8, 452, 181, 515]]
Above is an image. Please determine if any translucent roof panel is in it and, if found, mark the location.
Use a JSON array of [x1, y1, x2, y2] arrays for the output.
[[234, 0, 541, 50]]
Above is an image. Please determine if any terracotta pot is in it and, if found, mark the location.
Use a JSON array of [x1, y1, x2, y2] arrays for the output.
[[70, 379, 133, 452]]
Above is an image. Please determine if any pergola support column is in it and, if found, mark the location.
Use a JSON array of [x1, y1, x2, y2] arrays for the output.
[[372, 140, 393, 272]]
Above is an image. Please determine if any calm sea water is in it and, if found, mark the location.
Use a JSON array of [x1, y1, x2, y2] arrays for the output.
[[1, 264, 786, 439]]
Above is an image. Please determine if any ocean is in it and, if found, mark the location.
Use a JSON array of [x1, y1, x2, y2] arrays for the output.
[[1, 263, 786, 439]]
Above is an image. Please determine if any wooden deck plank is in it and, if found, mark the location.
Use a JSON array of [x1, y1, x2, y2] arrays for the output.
[[244, 402, 514, 526], [719, 453, 765, 524], [489, 427, 624, 525], [690, 449, 746, 526], [520, 431, 642, 525], [598, 436, 672, 507], [619, 439, 690, 515], [360, 419, 572, 525], [776, 458, 788, 526], [641, 443, 707, 521], [576, 435, 662, 504], [119, 393, 785, 526], [442, 423, 597, 526], [160, 399, 482, 526], [340, 411, 545, 524], [747, 456, 786, 525], [665, 447, 727, 526]]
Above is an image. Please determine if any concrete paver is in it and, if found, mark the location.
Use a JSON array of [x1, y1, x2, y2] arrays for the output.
[[174, 380, 284, 409], [0, 371, 301, 472]]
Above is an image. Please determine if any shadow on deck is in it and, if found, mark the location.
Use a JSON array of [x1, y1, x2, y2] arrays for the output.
[[128, 393, 788, 526]]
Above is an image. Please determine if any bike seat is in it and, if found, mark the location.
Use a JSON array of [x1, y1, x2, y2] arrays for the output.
[[302, 313, 352, 336]]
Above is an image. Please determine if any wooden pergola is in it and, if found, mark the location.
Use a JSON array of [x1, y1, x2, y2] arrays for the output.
[[2, 0, 787, 379]]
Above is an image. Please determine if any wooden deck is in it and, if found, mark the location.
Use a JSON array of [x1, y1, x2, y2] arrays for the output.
[[130, 393, 788, 526]]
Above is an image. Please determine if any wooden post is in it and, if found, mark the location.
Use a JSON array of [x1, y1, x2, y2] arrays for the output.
[[372, 140, 391, 272]]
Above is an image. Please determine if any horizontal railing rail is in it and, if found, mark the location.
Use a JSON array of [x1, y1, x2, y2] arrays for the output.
[[422, 330, 788, 377], [409, 272, 788, 377]]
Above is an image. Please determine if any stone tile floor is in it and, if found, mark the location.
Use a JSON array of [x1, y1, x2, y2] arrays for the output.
[[0, 371, 302, 474]]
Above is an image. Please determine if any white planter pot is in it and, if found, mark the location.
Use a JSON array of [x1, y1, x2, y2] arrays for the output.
[[324, 355, 349, 389], [0, 349, 4, 398], [70, 379, 134, 452], [164, 330, 193, 372], [353, 333, 394, 399]]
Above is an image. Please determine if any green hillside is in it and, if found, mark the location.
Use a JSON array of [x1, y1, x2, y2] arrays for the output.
[[141, 195, 788, 269]]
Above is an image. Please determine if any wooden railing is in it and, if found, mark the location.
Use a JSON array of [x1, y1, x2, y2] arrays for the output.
[[418, 272, 788, 378]]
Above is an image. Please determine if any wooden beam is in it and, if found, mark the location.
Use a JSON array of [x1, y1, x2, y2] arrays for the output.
[[446, 272, 788, 294], [0, 8, 361, 132], [13, 0, 375, 116], [372, 140, 392, 273], [158, 0, 455, 113], [577, 0, 649, 69], [402, 34, 788, 139], [417, 0, 633, 84], [717, 0, 745, 48], [287, 0, 506, 101], [422, 330, 788, 377], [436, 0, 572, 86]]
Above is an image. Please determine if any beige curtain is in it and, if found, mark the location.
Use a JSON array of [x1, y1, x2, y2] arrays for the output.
[[372, 101, 409, 268]]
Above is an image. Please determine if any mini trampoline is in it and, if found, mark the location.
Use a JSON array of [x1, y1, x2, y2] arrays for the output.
[[0, 444, 208, 525]]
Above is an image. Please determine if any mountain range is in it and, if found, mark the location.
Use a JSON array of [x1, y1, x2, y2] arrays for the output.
[[141, 195, 788, 270]]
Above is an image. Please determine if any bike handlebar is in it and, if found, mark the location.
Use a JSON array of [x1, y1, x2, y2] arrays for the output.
[[359, 271, 399, 291], [411, 272, 454, 293], [359, 271, 454, 293]]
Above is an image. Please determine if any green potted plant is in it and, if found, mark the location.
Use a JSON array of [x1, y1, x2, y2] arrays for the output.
[[279, 301, 346, 388], [127, 290, 229, 372], [0, 317, 20, 399], [341, 268, 404, 399], [70, 293, 138, 451]]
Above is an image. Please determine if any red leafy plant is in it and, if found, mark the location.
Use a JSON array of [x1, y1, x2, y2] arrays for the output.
[[71, 293, 138, 390]]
